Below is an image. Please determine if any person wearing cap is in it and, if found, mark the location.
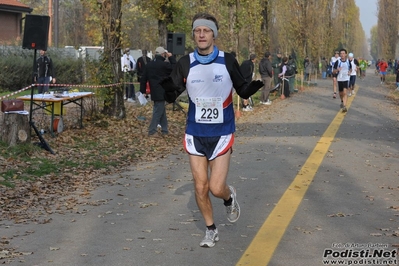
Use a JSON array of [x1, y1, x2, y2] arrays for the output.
[[330, 51, 340, 98], [121, 48, 137, 102], [259, 51, 273, 105], [139, 46, 176, 136], [239, 53, 257, 111], [271, 51, 282, 87], [348, 53, 359, 96], [160, 12, 263, 248], [34, 49, 56, 94], [136, 49, 151, 83]]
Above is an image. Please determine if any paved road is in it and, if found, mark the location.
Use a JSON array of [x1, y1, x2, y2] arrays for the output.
[[1, 69, 398, 266]]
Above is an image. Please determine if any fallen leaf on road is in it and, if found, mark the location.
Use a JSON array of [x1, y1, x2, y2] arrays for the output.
[[327, 213, 346, 217], [20, 252, 33, 256]]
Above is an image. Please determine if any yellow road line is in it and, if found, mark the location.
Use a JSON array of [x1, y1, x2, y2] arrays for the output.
[[237, 88, 357, 266]]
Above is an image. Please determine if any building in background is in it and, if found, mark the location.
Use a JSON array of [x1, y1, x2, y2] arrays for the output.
[[0, 0, 33, 43]]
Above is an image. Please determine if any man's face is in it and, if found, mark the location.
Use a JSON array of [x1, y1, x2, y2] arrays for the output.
[[335, 52, 339, 58], [193, 26, 214, 54], [339, 50, 347, 60], [40, 50, 46, 56]]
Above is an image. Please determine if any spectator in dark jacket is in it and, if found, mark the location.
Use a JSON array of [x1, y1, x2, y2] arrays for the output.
[[140, 46, 176, 136], [239, 54, 256, 111], [271, 51, 282, 86], [136, 49, 151, 82], [395, 59, 399, 90], [259, 51, 273, 105], [287, 55, 297, 92], [35, 49, 56, 94]]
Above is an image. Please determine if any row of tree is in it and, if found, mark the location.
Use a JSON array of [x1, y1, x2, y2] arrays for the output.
[[19, 1, 399, 62], [17, 0, 398, 118], [370, 0, 399, 61], [18, 1, 365, 60]]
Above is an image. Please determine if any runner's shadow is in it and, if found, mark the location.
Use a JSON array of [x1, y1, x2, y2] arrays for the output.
[[174, 182, 205, 230]]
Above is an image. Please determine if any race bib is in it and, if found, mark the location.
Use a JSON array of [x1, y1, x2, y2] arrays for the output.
[[195, 97, 223, 124]]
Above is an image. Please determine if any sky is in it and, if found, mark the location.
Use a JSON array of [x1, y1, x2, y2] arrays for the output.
[[355, 0, 378, 38]]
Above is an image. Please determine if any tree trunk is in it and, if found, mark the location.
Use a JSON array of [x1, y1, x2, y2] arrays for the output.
[[158, 2, 173, 47], [99, 0, 125, 119], [1, 113, 31, 146], [260, 0, 270, 49]]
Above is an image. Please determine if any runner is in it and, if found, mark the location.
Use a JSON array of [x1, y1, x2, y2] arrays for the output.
[[330, 51, 340, 98], [348, 53, 358, 96], [377, 58, 388, 84], [332, 49, 352, 112], [160, 12, 263, 248]]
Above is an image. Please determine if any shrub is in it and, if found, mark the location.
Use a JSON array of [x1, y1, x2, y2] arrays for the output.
[[0, 46, 86, 92]]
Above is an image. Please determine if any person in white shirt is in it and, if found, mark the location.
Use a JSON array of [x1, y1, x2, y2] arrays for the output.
[[121, 48, 137, 102], [332, 49, 352, 112], [348, 53, 358, 97], [330, 51, 340, 99]]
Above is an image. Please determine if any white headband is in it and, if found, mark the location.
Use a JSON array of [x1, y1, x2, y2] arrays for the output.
[[192, 19, 218, 38]]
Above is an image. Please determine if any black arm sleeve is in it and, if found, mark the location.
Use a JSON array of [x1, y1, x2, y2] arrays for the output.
[[161, 55, 189, 103]]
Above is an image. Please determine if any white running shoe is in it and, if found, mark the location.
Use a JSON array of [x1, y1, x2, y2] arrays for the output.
[[263, 99, 272, 105], [226, 185, 240, 223], [200, 228, 219, 248], [242, 106, 253, 112]]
